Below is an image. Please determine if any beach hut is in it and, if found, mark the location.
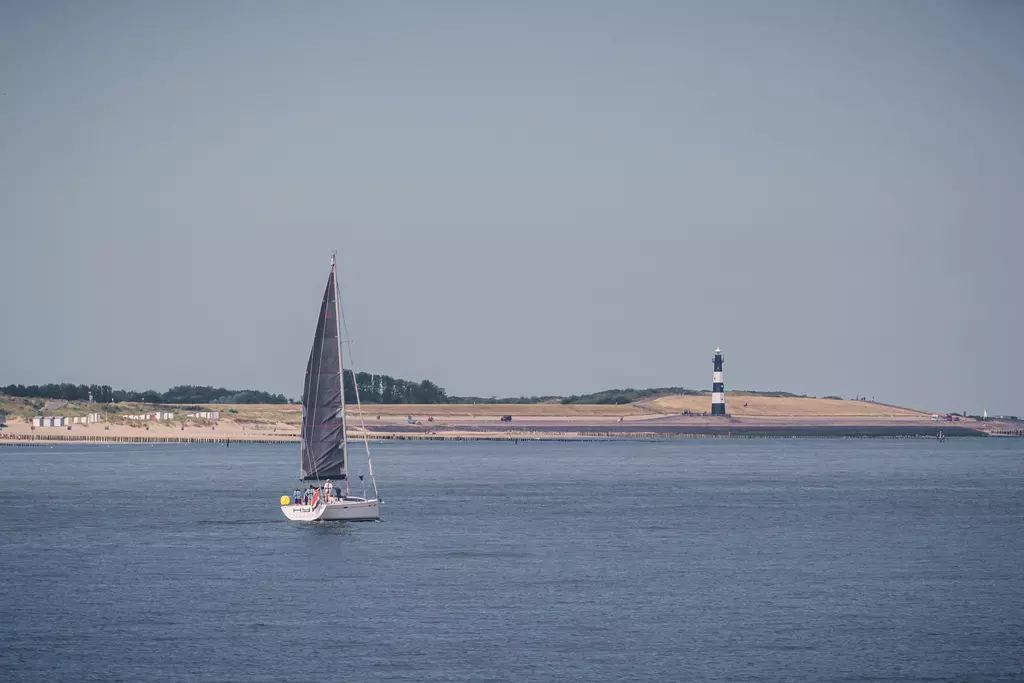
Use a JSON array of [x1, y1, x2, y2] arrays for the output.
[[33, 416, 43, 427]]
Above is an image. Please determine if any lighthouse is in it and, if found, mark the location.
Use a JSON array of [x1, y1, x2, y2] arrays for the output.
[[712, 347, 726, 415]]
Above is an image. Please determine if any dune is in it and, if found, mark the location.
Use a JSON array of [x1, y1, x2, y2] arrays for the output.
[[645, 395, 929, 418]]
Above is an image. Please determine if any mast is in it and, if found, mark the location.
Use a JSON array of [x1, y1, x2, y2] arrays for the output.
[[332, 251, 351, 497]]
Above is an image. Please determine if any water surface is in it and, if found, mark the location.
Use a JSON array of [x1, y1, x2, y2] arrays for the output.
[[1, 439, 1021, 682]]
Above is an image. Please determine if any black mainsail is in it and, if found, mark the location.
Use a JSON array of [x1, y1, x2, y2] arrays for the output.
[[300, 260, 347, 481]]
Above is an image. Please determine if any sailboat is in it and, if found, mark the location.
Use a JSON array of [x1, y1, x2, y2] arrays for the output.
[[281, 252, 380, 522]]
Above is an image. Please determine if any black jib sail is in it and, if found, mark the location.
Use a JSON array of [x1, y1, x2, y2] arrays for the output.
[[299, 263, 346, 481]]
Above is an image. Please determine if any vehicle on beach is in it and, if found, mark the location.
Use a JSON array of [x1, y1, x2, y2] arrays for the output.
[[280, 252, 380, 522]]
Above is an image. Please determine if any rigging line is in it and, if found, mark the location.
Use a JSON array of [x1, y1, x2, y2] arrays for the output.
[[336, 280, 379, 500], [347, 366, 377, 499], [332, 259, 350, 497]]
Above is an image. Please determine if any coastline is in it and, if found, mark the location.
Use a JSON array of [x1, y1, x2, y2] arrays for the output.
[[2, 395, 1019, 444], [1, 417, 1016, 444]]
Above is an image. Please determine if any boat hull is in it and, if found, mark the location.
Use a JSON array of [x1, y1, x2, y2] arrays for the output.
[[281, 498, 379, 522]]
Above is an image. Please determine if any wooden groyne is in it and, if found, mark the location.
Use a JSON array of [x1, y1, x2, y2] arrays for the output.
[[0, 433, 613, 445], [0, 433, 293, 445]]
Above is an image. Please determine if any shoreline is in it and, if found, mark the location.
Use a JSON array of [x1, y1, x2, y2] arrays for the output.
[[1, 423, 1013, 445], [2, 396, 1019, 444]]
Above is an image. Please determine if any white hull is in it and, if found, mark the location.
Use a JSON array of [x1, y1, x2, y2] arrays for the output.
[[281, 498, 379, 522]]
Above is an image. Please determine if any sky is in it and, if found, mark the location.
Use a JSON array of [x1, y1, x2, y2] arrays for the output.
[[1, 1, 1021, 415]]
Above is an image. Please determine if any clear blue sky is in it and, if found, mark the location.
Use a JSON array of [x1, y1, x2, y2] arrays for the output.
[[1, 1, 1021, 414]]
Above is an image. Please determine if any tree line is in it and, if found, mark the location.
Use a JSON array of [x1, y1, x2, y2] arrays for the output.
[[2, 380, 825, 407], [560, 387, 704, 405], [344, 372, 448, 405], [0, 383, 290, 404], [1, 376, 453, 405]]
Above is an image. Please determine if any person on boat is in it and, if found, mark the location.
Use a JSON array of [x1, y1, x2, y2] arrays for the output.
[[324, 479, 333, 502], [293, 486, 302, 504]]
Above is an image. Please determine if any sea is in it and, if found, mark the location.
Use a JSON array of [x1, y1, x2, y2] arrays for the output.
[[0, 438, 1021, 682]]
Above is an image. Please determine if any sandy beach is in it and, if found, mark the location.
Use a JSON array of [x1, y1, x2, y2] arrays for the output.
[[2, 395, 1017, 442]]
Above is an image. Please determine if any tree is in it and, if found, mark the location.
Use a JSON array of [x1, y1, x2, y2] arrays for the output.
[[380, 375, 395, 404]]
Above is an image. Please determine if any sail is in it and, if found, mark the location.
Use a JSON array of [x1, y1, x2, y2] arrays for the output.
[[299, 266, 346, 481]]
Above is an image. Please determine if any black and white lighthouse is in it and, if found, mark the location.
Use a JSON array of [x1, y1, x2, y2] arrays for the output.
[[711, 347, 726, 416]]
